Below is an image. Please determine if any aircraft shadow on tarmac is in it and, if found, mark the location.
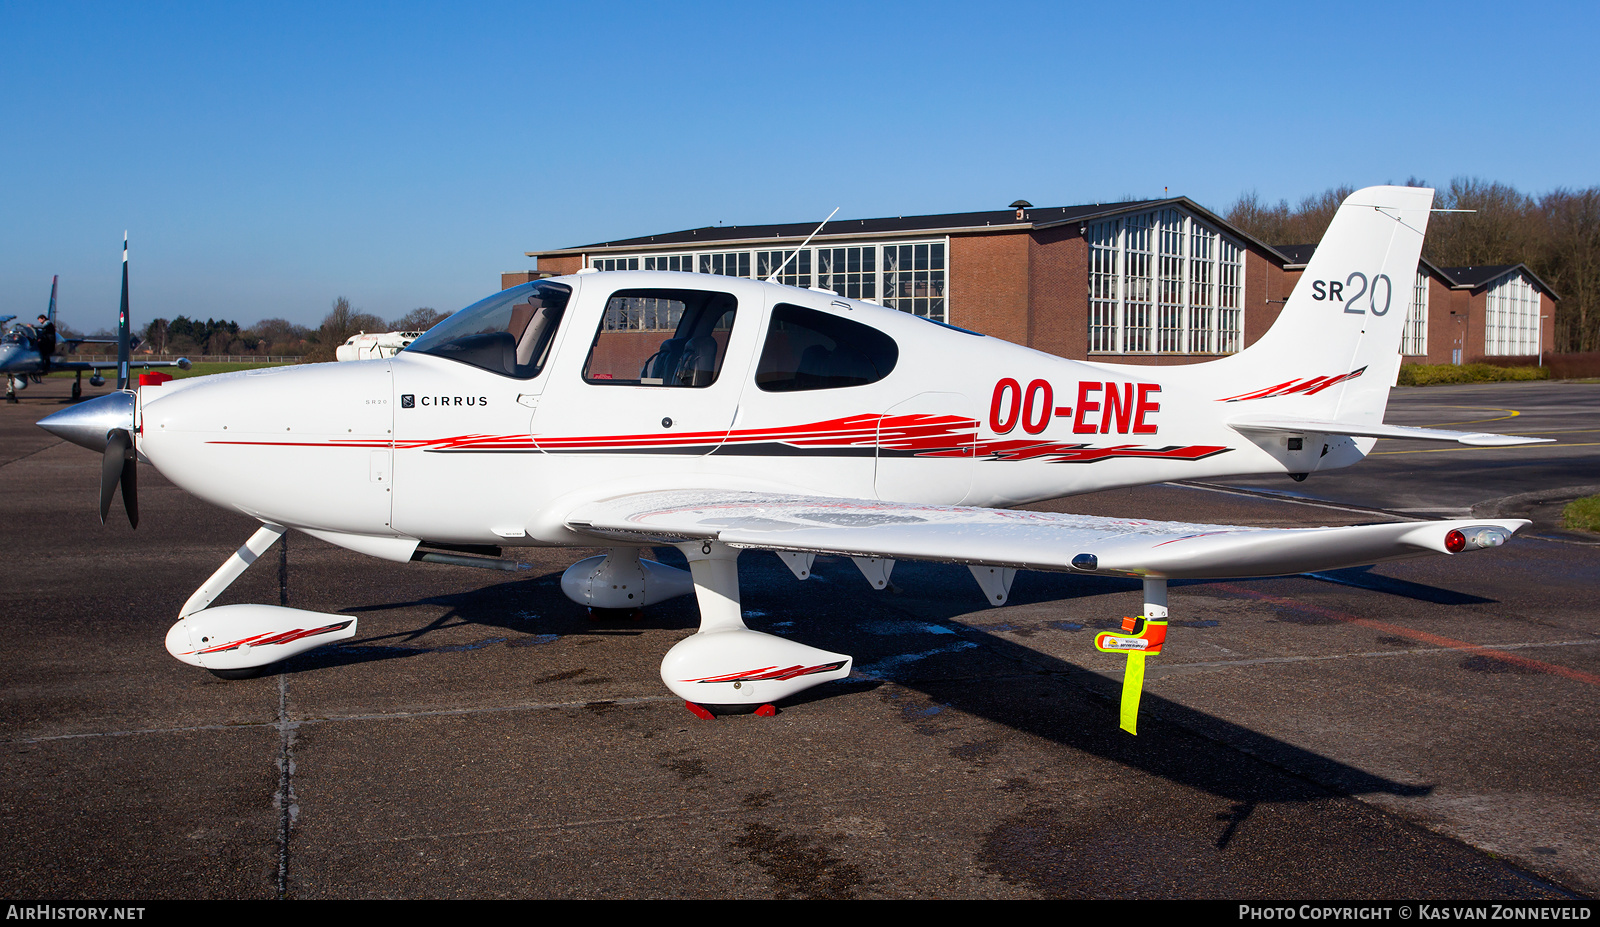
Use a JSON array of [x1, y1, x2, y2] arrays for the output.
[[267, 547, 1436, 828], [1304, 565, 1498, 605]]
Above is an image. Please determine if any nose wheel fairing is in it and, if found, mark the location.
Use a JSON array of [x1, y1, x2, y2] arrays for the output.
[[164, 524, 358, 672], [662, 541, 852, 714]]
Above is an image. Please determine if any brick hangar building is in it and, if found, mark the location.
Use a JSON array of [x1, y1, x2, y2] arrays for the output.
[[514, 198, 1557, 367]]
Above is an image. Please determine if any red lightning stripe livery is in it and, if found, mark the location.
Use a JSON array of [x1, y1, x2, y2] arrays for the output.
[[205, 412, 1226, 465], [1218, 366, 1367, 402], [180, 621, 355, 656]]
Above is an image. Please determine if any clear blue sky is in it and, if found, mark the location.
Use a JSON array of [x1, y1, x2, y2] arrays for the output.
[[3, 0, 1595, 330]]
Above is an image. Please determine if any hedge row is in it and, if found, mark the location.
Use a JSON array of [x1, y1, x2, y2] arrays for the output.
[[1397, 363, 1550, 386]]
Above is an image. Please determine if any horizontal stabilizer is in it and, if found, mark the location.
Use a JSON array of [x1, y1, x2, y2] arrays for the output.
[[1229, 417, 1552, 447]]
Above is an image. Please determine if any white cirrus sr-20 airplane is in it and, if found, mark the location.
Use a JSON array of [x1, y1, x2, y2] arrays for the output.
[[40, 186, 1550, 732]]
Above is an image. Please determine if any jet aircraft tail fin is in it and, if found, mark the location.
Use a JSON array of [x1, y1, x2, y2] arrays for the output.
[[117, 234, 131, 390], [46, 275, 58, 327]]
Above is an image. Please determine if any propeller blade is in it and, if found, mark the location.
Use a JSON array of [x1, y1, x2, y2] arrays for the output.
[[100, 428, 131, 526], [120, 445, 138, 528]]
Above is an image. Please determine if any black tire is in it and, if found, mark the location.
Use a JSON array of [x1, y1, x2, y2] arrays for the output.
[[209, 665, 271, 680]]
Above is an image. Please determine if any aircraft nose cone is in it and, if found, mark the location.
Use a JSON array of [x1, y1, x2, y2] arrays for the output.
[[38, 390, 135, 452], [0, 344, 21, 370]]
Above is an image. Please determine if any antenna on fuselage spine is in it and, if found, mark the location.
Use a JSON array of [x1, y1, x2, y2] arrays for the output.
[[766, 207, 840, 283]]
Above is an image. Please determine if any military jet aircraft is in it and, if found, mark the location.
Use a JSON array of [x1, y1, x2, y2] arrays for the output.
[[3, 240, 190, 403], [40, 187, 1549, 732]]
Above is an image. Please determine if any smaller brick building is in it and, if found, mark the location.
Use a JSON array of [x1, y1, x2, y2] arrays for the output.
[[515, 200, 1556, 366]]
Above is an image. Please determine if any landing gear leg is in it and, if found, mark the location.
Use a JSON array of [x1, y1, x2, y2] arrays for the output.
[[71, 372, 82, 401], [1093, 577, 1169, 735], [4, 379, 15, 404], [165, 524, 357, 676], [662, 540, 851, 718]]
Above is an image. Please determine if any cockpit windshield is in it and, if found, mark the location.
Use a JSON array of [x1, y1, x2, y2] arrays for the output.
[[404, 281, 572, 378]]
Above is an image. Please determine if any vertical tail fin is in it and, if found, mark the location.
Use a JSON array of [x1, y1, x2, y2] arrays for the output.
[[117, 233, 130, 390], [1211, 185, 1434, 426], [46, 275, 58, 326]]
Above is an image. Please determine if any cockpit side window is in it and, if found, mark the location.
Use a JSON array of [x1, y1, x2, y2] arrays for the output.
[[583, 288, 736, 387], [405, 281, 572, 379], [755, 303, 898, 392]]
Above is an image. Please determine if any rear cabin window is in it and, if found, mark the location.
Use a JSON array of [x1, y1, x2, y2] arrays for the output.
[[583, 288, 737, 387], [755, 303, 898, 392]]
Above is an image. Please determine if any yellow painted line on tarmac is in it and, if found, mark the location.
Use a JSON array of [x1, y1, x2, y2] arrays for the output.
[[1365, 404, 1600, 452], [1422, 406, 1524, 428]]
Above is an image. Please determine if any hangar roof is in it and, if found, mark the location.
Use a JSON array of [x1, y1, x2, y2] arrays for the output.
[[1275, 247, 1557, 299], [1440, 264, 1558, 297], [528, 198, 1286, 260]]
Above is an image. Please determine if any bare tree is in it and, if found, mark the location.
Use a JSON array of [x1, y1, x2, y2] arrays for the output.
[[244, 318, 312, 356], [1539, 188, 1600, 352], [1425, 178, 1538, 268], [1226, 186, 1354, 246], [1227, 178, 1600, 354], [308, 297, 386, 362], [143, 318, 170, 354], [391, 307, 448, 332]]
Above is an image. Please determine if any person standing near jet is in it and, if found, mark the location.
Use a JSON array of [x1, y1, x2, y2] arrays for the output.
[[35, 314, 55, 374]]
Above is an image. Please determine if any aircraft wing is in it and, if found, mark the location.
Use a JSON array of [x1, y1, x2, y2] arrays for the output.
[[50, 357, 190, 373], [565, 490, 1528, 580], [1228, 416, 1551, 446]]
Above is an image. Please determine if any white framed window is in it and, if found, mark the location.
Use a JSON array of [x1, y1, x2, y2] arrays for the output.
[[1086, 207, 1243, 354], [756, 249, 811, 289], [1217, 239, 1242, 354], [816, 246, 877, 301], [1483, 271, 1540, 356], [881, 242, 946, 320], [1402, 269, 1429, 356], [1088, 222, 1120, 352], [645, 254, 696, 273], [588, 239, 949, 322]]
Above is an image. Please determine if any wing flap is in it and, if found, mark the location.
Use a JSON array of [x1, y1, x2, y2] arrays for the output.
[[565, 490, 1528, 580]]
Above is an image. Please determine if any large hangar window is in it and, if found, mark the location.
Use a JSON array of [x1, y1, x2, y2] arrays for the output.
[[587, 240, 948, 323], [583, 288, 736, 387], [1483, 271, 1541, 357], [1088, 207, 1243, 355], [1403, 270, 1430, 356], [755, 304, 898, 392]]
